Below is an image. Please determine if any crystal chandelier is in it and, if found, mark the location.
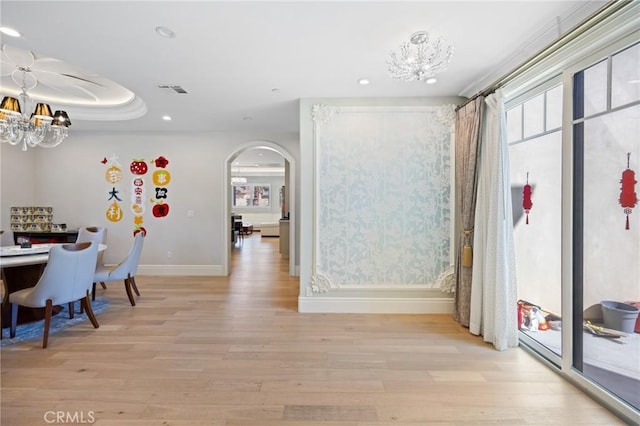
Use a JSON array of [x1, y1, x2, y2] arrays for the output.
[[0, 67, 71, 151], [388, 31, 454, 83]]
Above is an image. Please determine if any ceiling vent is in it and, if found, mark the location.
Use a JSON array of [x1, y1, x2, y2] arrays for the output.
[[158, 84, 187, 94]]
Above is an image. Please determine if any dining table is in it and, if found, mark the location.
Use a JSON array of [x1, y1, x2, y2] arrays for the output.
[[1, 243, 107, 328]]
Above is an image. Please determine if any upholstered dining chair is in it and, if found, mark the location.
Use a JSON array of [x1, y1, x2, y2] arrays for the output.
[[73, 226, 108, 316], [93, 233, 144, 306], [8, 242, 100, 348], [76, 226, 108, 270]]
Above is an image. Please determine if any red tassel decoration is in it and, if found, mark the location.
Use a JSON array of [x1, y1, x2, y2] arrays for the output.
[[523, 172, 533, 225], [619, 153, 637, 230]]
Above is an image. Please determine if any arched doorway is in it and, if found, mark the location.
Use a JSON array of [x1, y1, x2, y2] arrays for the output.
[[223, 141, 296, 278]]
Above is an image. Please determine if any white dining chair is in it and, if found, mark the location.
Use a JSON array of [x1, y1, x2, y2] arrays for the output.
[[8, 242, 100, 348], [93, 233, 144, 306], [76, 226, 108, 269], [73, 226, 108, 315]]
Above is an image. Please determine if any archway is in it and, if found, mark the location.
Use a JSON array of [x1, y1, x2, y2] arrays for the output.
[[223, 141, 296, 278]]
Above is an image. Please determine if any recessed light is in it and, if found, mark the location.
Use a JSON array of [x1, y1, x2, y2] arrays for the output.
[[271, 88, 280, 93], [358, 78, 370, 85], [243, 116, 252, 121], [162, 115, 172, 121], [155, 26, 175, 38], [426, 77, 437, 84], [0, 27, 21, 38]]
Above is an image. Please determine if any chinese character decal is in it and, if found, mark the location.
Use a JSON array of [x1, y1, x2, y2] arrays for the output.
[[103, 155, 124, 222], [150, 156, 171, 218]]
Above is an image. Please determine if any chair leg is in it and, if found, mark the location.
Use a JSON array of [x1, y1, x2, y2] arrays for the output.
[[43, 300, 53, 349], [100, 282, 107, 289], [124, 277, 136, 306], [10, 303, 18, 338], [81, 291, 99, 329], [92, 282, 97, 301], [68, 301, 75, 319], [130, 275, 140, 296]]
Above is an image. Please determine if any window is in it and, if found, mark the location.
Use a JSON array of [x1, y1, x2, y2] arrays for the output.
[[507, 82, 563, 357]]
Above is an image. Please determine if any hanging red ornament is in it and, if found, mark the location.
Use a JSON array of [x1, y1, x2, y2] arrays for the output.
[[522, 172, 533, 225], [619, 152, 637, 230]]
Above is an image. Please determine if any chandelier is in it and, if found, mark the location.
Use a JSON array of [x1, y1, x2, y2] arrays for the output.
[[388, 31, 454, 83], [0, 67, 71, 151], [231, 164, 247, 185]]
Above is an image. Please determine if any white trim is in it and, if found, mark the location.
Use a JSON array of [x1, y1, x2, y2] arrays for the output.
[[503, 3, 640, 100], [136, 264, 224, 276], [298, 296, 453, 314]]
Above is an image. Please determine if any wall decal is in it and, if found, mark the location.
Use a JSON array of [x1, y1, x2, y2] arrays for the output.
[[150, 156, 171, 219], [131, 174, 146, 236], [523, 172, 533, 224], [105, 164, 123, 184], [103, 155, 124, 222], [152, 169, 171, 186], [619, 152, 637, 230], [153, 155, 169, 168], [129, 158, 148, 235], [130, 159, 148, 175], [101, 154, 171, 232], [106, 200, 123, 222]]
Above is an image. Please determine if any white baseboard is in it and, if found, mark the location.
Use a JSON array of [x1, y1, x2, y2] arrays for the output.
[[298, 296, 454, 314], [137, 264, 225, 276]]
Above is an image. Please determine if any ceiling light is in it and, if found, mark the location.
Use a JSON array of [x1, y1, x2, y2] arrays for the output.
[[358, 78, 370, 85], [155, 26, 175, 38], [162, 115, 172, 121], [426, 77, 438, 84], [0, 67, 71, 151], [388, 30, 454, 82], [0, 27, 21, 37], [231, 163, 247, 185]]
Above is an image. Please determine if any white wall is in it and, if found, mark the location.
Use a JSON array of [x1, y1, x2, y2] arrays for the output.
[[0, 131, 299, 275], [0, 145, 37, 241]]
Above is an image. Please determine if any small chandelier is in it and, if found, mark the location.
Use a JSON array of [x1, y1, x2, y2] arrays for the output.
[[231, 163, 247, 185], [0, 66, 71, 151], [388, 31, 454, 83]]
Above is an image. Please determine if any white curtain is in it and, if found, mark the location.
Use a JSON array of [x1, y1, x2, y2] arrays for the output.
[[469, 90, 519, 351]]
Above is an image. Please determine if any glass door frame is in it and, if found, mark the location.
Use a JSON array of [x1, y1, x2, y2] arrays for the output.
[[559, 32, 640, 423]]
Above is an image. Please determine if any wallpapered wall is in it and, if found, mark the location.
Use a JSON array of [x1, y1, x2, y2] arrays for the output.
[[309, 105, 456, 293]]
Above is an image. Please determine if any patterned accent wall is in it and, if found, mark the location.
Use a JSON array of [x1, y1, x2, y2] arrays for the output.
[[311, 105, 455, 293]]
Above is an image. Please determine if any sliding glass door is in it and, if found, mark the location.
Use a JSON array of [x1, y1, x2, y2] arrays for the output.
[[507, 82, 563, 359], [572, 41, 640, 411]]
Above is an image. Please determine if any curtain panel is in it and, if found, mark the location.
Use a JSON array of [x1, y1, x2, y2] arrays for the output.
[[469, 90, 519, 350], [453, 96, 484, 326]]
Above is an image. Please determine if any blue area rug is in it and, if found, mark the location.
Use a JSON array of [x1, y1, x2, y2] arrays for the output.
[[1, 298, 109, 347]]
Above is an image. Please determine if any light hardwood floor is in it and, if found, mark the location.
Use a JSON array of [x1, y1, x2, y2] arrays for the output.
[[1, 234, 625, 425]]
